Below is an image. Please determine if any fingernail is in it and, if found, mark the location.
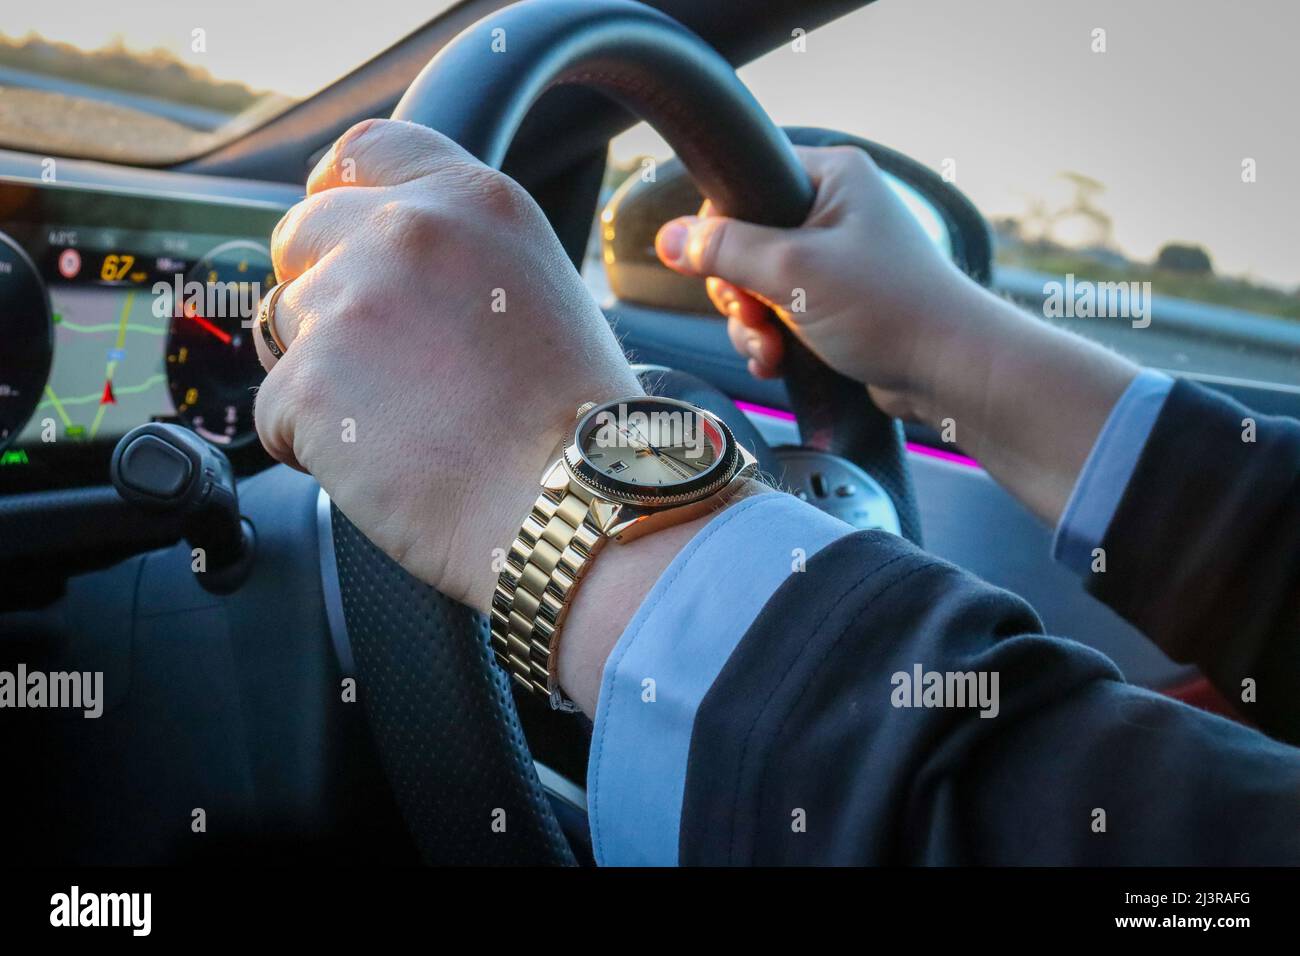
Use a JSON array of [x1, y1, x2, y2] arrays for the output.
[[746, 333, 765, 363], [657, 221, 688, 263]]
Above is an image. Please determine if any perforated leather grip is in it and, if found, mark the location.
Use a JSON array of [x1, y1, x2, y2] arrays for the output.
[[331, 506, 576, 865]]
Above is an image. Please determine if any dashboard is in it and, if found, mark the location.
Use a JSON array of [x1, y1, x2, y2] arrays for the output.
[[0, 178, 287, 493]]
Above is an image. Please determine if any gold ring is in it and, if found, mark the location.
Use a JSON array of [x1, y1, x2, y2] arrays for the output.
[[258, 280, 292, 359]]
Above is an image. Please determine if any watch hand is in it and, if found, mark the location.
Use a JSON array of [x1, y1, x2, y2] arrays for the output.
[[628, 424, 657, 450], [617, 427, 651, 452], [657, 455, 695, 480], [658, 449, 708, 472]]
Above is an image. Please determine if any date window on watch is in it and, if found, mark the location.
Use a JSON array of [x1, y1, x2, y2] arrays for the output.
[[607, 459, 628, 473]]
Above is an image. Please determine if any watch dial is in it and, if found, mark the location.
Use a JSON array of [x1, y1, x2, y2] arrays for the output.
[[577, 398, 727, 490]]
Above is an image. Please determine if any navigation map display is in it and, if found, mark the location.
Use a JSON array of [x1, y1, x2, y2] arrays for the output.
[[0, 179, 286, 491]]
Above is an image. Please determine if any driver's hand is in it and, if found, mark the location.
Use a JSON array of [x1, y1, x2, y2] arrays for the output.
[[254, 119, 640, 611], [654, 145, 973, 422]]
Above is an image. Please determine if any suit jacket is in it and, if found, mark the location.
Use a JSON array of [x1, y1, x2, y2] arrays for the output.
[[675, 381, 1300, 864], [1089, 379, 1300, 743]]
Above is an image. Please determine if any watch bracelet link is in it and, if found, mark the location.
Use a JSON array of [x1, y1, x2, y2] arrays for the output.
[[489, 474, 607, 712]]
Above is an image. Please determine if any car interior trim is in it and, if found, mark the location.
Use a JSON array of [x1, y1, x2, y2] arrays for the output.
[[316, 488, 357, 678]]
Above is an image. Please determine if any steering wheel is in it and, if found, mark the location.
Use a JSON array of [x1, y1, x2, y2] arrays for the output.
[[328, 0, 922, 865]]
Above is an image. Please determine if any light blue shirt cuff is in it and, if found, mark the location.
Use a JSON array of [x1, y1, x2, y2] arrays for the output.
[[586, 491, 853, 866], [1054, 369, 1174, 575]]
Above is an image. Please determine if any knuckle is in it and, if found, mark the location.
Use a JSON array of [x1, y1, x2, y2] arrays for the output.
[[273, 340, 330, 425], [831, 144, 878, 179], [333, 281, 385, 332], [693, 218, 729, 273], [364, 122, 467, 181], [332, 118, 384, 165], [253, 368, 283, 425], [274, 273, 313, 339], [299, 186, 355, 227], [271, 203, 305, 261], [340, 118, 383, 147], [275, 210, 307, 253], [273, 191, 339, 264], [253, 366, 295, 457], [372, 196, 444, 250], [458, 166, 535, 222], [771, 237, 808, 280], [307, 258, 388, 334]]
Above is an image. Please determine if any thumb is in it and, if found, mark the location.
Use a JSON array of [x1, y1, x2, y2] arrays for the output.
[[655, 215, 794, 305]]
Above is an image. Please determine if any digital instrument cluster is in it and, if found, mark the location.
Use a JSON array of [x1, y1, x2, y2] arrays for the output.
[[0, 179, 286, 491]]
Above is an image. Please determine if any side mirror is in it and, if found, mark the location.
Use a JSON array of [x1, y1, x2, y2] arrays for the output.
[[599, 126, 993, 314]]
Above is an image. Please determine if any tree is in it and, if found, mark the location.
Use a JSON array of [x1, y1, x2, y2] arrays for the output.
[[1155, 243, 1214, 275]]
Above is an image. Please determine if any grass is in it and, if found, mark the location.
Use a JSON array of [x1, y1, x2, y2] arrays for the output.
[[0, 33, 264, 113], [998, 245, 1300, 322]]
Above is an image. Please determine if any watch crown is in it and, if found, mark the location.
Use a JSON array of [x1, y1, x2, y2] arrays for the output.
[[575, 401, 596, 419]]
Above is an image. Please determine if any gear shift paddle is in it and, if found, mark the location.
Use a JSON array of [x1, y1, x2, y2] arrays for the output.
[[110, 423, 255, 593]]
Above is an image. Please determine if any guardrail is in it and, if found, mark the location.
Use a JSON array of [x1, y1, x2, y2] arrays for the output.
[[995, 265, 1300, 353]]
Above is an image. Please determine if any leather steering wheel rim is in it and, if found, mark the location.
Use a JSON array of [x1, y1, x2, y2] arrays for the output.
[[393, 0, 921, 542], [332, 0, 920, 866]]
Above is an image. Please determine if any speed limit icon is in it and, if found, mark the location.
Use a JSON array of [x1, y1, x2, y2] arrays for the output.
[[58, 247, 81, 279]]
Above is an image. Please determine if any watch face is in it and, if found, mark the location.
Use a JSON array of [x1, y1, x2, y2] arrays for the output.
[[570, 397, 736, 502]]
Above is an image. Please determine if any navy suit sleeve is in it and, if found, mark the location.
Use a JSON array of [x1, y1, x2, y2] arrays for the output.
[[1087, 380, 1300, 743], [679, 531, 1300, 865]]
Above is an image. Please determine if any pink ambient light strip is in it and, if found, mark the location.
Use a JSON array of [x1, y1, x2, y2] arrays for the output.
[[733, 399, 983, 471]]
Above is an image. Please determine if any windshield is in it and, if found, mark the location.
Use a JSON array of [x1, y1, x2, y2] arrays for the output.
[[0, 0, 461, 164], [602, 0, 1299, 388]]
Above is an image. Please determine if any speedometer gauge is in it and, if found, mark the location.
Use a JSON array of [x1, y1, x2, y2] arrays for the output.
[[0, 230, 53, 451], [165, 240, 273, 446]]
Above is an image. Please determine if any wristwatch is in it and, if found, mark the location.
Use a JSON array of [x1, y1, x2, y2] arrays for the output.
[[490, 395, 757, 711]]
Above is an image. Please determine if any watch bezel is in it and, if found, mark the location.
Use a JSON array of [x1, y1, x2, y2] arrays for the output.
[[564, 396, 741, 507]]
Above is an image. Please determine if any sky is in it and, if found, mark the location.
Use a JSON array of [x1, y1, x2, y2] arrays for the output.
[[5, 0, 456, 97], [9, 0, 1298, 287], [646, 0, 1300, 290]]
